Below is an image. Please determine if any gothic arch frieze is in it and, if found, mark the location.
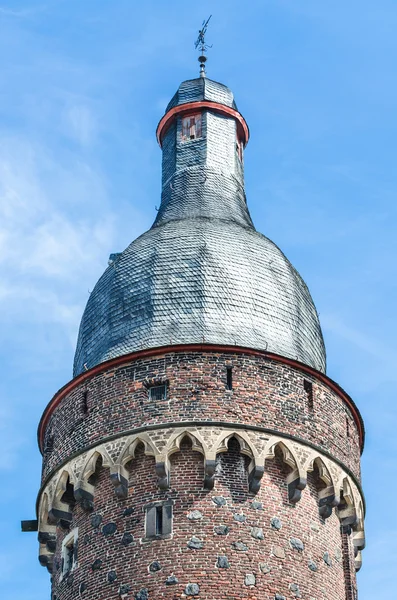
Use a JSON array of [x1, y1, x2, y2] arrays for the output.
[[37, 424, 365, 573]]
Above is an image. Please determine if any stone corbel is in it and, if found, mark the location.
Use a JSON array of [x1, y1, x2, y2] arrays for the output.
[[353, 529, 366, 555], [109, 464, 129, 499], [155, 457, 170, 490], [355, 551, 362, 572], [74, 481, 95, 511], [204, 459, 216, 490], [338, 504, 358, 533], [38, 530, 57, 553], [38, 543, 54, 573], [287, 470, 307, 504], [318, 486, 339, 519], [248, 461, 265, 494], [48, 500, 72, 529]]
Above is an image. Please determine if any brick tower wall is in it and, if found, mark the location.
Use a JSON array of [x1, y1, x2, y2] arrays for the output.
[[38, 348, 364, 600]]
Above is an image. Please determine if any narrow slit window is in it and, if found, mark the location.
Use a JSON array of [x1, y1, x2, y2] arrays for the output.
[[82, 390, 88, 414], [304, 379, 314, 410], [181, 114, 202, 141], [226, 367, 233, 390], [149, 384, 167, 401], [155, 506, 163, 535], [346, 417, 350, 438]]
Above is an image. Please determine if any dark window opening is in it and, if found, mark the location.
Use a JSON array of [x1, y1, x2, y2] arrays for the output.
[[155, 506, 163, 535], [226, 367, 233, 390], [82, 390, 88, 414], [61, 529, 78, 578], [304, 379, 314, 410], [181, 114, 202, 141], [145, 501, 173, 539], [346, 417, 350, 438], [149, 384, 167, 401], [44, 434, 54, 454]]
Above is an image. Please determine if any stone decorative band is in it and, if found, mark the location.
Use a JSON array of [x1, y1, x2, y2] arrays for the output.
[[156, 101, 250, 147], [37, 344, 365, 453], [37, 425, 365, 574]]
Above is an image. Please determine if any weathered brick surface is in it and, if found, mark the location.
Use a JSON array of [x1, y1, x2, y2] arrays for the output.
[[42, 351, 361, 481], [51, 440, 353, 600]]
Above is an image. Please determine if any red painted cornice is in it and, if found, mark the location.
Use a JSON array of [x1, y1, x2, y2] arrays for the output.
[[38, 344, 365, 454], [156, 101, 250, 147]]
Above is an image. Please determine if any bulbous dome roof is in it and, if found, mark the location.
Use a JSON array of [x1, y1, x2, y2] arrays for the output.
[[73, 75, 326, 376], [74, 217, 325, 375]]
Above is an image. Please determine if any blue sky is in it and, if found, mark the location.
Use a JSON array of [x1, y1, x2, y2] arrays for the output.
[[0, 1, 396, 598]]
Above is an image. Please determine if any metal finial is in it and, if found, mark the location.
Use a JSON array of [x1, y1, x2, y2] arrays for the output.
[[195, 15, 212, 77]]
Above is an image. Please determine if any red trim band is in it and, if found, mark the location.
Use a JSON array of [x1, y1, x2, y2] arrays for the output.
[[156, 101, 250, 148], [38, 344, 365, 453]]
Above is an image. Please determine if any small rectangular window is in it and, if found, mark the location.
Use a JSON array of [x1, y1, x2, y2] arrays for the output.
[[61, 528, 78, 579], [181, 114, 202, 141], [149, 384, 167, 401], [145, 501, 173, 539]]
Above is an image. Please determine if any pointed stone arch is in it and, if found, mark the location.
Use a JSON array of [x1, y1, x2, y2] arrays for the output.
[[337, 477, 358, 531], [215, 430, 263, 494], [264, 438, 306, 504], [48, 469, 74, 527], [306, 455, 339, 519], [119, 434, 160, 493]]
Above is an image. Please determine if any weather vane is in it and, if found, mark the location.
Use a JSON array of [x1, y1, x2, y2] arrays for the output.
[[195, 15, 212, 77]]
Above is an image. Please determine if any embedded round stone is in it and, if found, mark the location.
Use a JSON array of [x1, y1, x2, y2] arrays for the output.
[[165, 575, 178, 585], [118, 584, 131, 598], [216, 555, 230, 569], [259, 563, 271, 574], [91, 559, 102, 571], [214, 525, 229, 535], [233, 513, 246, 523], [245, 574, 256, 586], [308, 560, 318, 572], [290, 537, 304, 552], [271, 517, 282, 530], [135, 589, 148, 600], [289, 583, 301, 598], [79, 583, 87, 593], [149, 561, 161, 572], [251, 500, 263, 510], [187, 510, 203, 521], [232, 541, 248, 552], [107, 570, 117, 583], [273, 546, 286, 559], [91, 514, 102, 529], [335, 548, 342, 563], [310, 521, 320, 532], [275, 595, 286, 600], [123, 508, 134, 517], [102, 522, 117, 536], [185, 583, 200, 596], [187, 536, 204, 550], [212, 496, 227, 506], [251, 526, 264, 540], [323, 551, 332, 566], [121, 533, 134, 546]]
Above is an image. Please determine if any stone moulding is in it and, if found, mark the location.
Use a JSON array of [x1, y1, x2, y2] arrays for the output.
[[36, 424, 365, 574]]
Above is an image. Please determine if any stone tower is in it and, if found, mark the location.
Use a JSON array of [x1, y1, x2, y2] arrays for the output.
[[28, 71, 365, 600]]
